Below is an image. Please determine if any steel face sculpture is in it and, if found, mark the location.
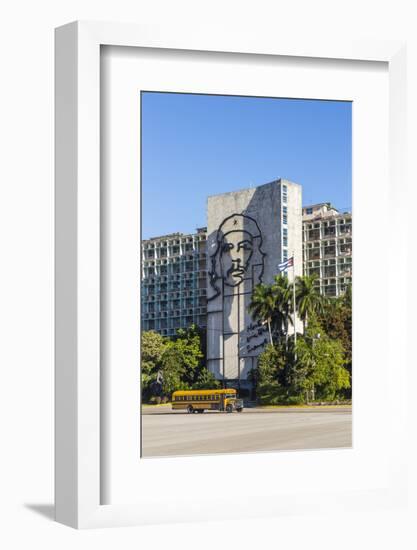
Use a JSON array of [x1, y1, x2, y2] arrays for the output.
[[207, 212, 267, 388], [208, 213, 266, 301]]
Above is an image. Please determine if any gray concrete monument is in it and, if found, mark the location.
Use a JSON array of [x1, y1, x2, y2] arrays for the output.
[[206, 179, 302, 390]]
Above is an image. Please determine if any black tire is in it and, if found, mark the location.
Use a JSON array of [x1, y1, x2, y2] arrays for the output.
[[187, 405, 194, 414], [197, 409, 204, 414], [226, 404, 233, 413], [237, 408, 243, 413]]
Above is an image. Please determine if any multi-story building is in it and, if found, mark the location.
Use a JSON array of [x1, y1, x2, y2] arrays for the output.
[[141, 227, 208, 337], [206, 179, 303, 388], [141, 194, 352, 339], [302, 203, 352, 297]]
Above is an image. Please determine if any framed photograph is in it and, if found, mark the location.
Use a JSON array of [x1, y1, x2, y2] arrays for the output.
[[55, 21, 408, 528], [139, 93, 353, 459]]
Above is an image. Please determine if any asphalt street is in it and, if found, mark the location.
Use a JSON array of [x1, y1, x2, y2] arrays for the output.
[[141, 406, 352, 457]]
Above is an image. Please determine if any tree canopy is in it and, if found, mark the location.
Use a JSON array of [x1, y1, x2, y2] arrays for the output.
[[141, 325, 213, 401], [141, 279, 352, 405], [249, 277, 352, 404]]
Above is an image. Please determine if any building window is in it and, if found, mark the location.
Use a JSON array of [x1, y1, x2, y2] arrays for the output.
[[282, 206, 288, 225], [282, 185, 287, 203], [283, 227, 288, 247], [306, 207, 313, 215], [308, 228, 320, 240]]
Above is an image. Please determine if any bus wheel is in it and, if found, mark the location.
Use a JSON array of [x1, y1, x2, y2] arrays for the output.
[[237, 408, 243, 413], [187, 405, 194, 414], [197, 409, 204, 414], [226, 404, 233, 413]]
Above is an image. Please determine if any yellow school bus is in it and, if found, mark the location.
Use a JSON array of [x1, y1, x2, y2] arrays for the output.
[[171, 388, 244, 414]]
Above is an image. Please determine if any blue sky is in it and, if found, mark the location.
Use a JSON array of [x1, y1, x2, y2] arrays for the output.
[[141, 92, 351, 239]]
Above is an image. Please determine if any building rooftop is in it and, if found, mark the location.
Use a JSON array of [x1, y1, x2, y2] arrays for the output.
[[207, 178, 301, 200], [143, 228, 207, 243], [302, 202, 334, 211], [302, 202, 351, 222]]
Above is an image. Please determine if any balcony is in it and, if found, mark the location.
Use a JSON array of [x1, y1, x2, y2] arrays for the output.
[[324, 285, 337, 297], [308, 251, 321, 261], [323, 247, 336, 257], [339, 224, 352, 235], [307, 230, 320, 241]]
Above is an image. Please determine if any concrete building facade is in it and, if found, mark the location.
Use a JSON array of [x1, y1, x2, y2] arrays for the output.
[[302, 203, 352, 297], [141, 228, 207, 337], [140, 192, 352, 354], [206, 179, 302, 389]]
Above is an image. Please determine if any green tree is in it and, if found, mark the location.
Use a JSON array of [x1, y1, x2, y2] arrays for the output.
[[272, 274, 293, 345], [141, 331, 167, 398], [318, 292, 352, 379], [192, 369, 220, 390], [249, 276, 293, 345], [342, 283, 352, 308], [253, 344, 289, 404], [294, 316, 350, 401], [248, 284, 276, 344], [160, 344, 188, 397], [256, 345, 281, 404], [295, 275, 326, 332], [173, 324, 204, 385]]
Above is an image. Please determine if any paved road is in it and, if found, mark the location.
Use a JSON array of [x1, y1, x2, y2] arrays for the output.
[[141, 407, 352, 457]]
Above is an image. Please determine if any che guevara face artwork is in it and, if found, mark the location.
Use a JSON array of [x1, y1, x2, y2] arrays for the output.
[[208, 213, 266, 299], [219, 229, 254, 287]]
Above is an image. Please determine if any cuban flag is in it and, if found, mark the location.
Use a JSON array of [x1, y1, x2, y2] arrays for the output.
[[277, 256, 294, 273]]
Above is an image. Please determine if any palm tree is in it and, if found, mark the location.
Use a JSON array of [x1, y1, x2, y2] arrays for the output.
[[248, 284, 276, 344], [272, 274, 293, 344], [249, 277, 293, 345], [295, 275, 326, 332]]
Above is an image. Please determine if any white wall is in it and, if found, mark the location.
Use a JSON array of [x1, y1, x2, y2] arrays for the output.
[[1, 0, 416, 548]]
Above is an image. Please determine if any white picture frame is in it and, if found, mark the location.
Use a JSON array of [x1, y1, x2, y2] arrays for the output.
[[55, 21, 408, 529]]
